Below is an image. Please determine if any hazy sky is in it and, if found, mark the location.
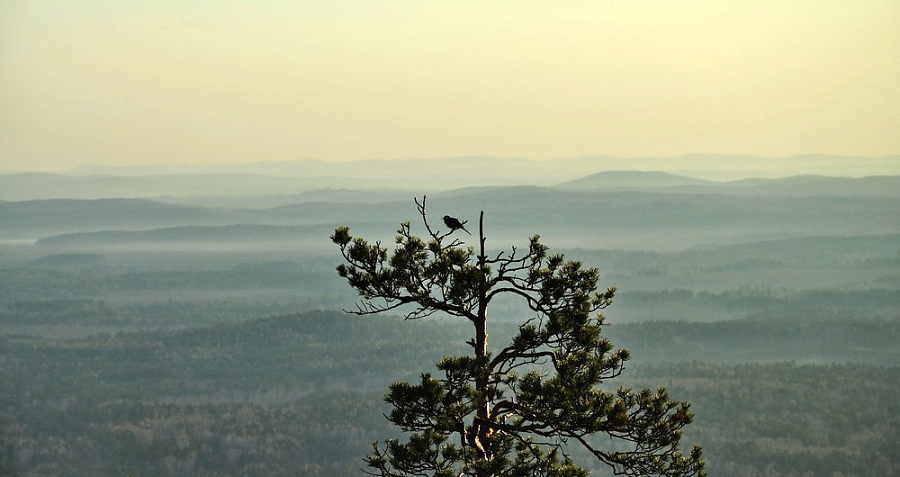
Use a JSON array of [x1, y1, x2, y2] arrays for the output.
[[1, 1, 898, 172]]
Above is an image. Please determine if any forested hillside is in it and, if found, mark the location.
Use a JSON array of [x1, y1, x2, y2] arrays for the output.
[[1, 174, 898, 476], [1, 312, 897, 476], [4, 179, 900, 252]]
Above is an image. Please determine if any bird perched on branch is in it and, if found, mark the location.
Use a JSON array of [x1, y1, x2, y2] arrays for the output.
[[443, 215, 471, 235]]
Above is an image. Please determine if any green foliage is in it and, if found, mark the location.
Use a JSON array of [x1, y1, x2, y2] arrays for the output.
[[332, 197, 705, 477]]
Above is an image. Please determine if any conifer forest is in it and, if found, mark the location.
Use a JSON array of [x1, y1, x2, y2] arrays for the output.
[[1, 170, 899, 476]]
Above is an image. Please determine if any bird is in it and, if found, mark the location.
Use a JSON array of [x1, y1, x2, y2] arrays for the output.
[[443, 215, 471, 235]]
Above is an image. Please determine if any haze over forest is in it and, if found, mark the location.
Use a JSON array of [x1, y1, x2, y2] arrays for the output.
[[2, 157, 899, 476]]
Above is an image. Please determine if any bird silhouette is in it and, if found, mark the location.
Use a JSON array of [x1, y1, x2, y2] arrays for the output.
[[443, 215, 471, 235]]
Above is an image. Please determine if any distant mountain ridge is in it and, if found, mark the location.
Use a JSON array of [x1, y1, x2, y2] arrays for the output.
[[10, 184, 900, 252], [560, 172, 900, 197], [560, 171, 715, 189], [1, 154, 897, 200], [57, 153, 898, 180]]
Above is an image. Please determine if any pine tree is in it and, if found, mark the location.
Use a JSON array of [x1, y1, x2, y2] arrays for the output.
[[331, 197, 705, 477]]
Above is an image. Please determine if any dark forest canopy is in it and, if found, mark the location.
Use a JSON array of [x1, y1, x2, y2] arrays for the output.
[[1, 312, 897, 476]]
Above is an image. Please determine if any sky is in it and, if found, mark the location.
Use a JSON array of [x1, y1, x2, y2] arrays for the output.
[[1, 1, 898, 173]]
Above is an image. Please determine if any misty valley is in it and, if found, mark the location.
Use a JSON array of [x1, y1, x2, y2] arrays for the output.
[[1, 171, 899, 476]]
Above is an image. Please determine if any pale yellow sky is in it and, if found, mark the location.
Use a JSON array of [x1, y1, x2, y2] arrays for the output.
[[1, 1, 898, 172]]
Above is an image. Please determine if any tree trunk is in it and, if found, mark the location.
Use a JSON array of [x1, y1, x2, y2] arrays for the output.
[[471, 211, 492, 463]]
